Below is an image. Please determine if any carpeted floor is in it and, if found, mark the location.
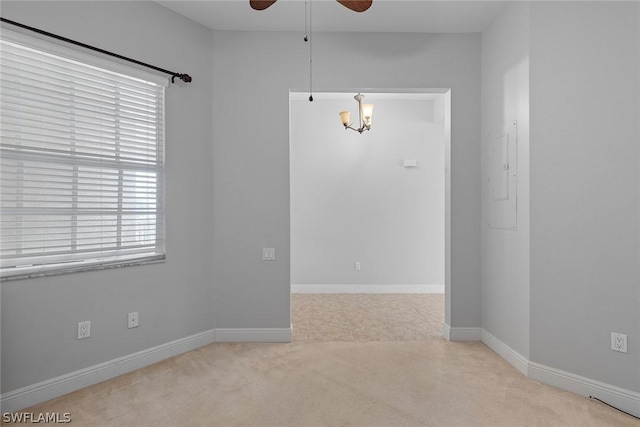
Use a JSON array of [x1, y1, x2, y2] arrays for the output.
[[292, 294, 444, 342], [7, 294, 638, 426]]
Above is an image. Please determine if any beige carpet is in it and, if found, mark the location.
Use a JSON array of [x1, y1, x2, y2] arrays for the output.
[[293, 294, 444, 342], [6, 294, 638, 426]]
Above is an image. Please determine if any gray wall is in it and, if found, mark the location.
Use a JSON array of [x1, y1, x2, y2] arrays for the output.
[[4, 0, 638, 406], [480, 2, 530, 358], [0, 1, 215, 393], [529, 1, 640, 393], [291, 97, 445, 287], [212, 31, 481, 328], [2, 1, 483, 397], [481, 0, 640, 395]]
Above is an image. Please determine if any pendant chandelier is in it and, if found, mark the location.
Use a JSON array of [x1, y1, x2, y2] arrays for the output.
[[339, 93, 374, 134]]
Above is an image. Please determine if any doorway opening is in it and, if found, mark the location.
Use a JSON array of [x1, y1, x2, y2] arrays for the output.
[[289, 89, 451, 342]]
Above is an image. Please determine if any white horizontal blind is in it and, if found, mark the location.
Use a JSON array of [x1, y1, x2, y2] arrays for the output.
[[0, 31, 166, 279]]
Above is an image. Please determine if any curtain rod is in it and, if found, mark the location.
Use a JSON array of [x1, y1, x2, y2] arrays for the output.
[[0, 17, 192, 84]]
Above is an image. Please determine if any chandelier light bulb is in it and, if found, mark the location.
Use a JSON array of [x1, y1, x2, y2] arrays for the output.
[[339, 111, 351, 126], [362, 103, 374, 126]]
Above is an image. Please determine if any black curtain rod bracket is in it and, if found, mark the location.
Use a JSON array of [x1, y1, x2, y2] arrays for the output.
[[0, 17, 192, 84]]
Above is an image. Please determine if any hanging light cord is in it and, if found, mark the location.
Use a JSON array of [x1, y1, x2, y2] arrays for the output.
[[307, 0, 313, 102], [304, 1, 308, 42]]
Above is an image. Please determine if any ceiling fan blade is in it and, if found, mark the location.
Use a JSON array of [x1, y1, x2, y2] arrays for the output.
[[250, 0, 277, 11], [337, 0, 372, 13]]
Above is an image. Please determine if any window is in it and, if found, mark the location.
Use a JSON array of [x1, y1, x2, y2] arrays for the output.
[[0, 30, 167, 280]]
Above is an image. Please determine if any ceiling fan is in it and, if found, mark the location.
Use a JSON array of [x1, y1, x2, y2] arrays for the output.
[[250, 0, 372, 13]]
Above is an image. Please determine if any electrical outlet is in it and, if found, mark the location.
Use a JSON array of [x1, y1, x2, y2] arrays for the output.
[[611, 332, 627, 353], [77, 321, 90, 339], [355, 261, 361, 271], [128, 312, 139, 329]]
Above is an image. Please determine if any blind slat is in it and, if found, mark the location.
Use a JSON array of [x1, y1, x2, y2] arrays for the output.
[[0, 31, 165, 279]]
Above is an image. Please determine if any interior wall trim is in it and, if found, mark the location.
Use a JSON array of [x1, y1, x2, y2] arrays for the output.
[[442, 322, 451, 341], [0, 327, 292, 413], [6, 324, 636, 418], [480, 329, 529, 376], [448, 326, 640, 417], [528, 361, 640, 419], [291, 284, 444, 294], [481, 329, 640, 418], [443, 324, 482, 341]]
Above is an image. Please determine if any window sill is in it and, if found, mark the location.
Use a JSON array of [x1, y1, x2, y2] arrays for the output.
[[0, 255, 166, 282]]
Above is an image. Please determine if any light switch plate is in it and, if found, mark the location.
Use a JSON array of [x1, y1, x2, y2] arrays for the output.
[[263, 248, 276, 261]]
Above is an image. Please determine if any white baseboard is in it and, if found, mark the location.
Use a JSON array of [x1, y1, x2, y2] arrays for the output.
[[5, 324, 638, 419], [291, 284, 444, 294], [1, 327, 292, 413], [442, 322, 451, 340], [442, 323, 482, 341], [528, 361, 640, 418], [480, 329, 529, 376], [443, 325, 639, 416], [480, 329, 640, 418]]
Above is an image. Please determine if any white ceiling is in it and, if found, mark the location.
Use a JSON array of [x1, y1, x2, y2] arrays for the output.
[[156, 0, 507, 33]]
